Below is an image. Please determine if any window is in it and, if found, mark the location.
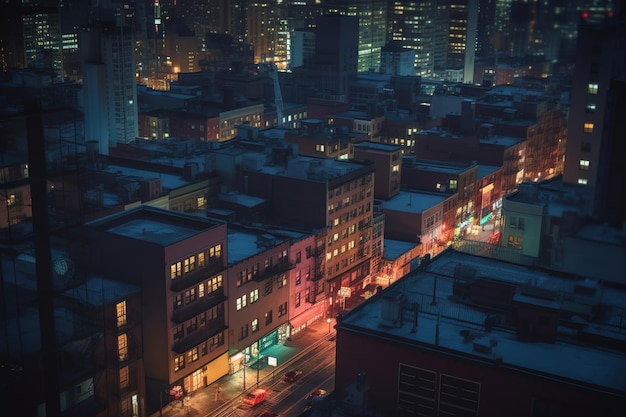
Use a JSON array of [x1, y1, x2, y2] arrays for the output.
[[118, 333, 128, 362], [119, 366, 129, 390], [579, 159, 590, 170], [265, 310, 273, 325], [209, 274, 222, 293], [587, 83, 598, 94], [184, 255, 195, 273], [278, 274, 287, 288], [116, 301, 127, 327], [250, 289, 259, 303], [583, 123, 594, 133], [198, 252, 205, 267], [507, 235, 523, 249], [210, 332, 224, 351], [295, 292, 301, 307], [278, 302, 288, 317], [518, 217, 525, 231], [295, 251, 301, 263], [174, 355, 185, 372], [187, 317, 197, 333], [170, 262, 182, 279], [174, 294, 183, 309], [236, 295, 247, 311], [264, 279, 273, 295], [449, 179, 458, 190], [188, 347, 198, 363], [174, 325, 184, 341], [585, 104, 596, 113], [239, 324, 249, 340], [509, 216, 517, 229], [252, 318, 259, 333], [295, 270, 301, 285], [315, 144, 325, 152], [578, 178, 588, 185], [209, 244, 222, 259], [184, 288, 196, 303]]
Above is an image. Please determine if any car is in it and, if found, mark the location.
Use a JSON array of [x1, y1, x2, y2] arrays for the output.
[[305, 388, 327, 405], [282, 369, 303, 382], [242, 388, 267, 406]]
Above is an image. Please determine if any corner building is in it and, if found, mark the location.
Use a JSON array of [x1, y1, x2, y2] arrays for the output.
[[243, 156, 375, 316], [81, 206, 228, 414]]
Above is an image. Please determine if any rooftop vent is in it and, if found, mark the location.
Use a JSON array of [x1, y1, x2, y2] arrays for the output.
[[472, 336, 498, 354], [380, 290, 405, 328]]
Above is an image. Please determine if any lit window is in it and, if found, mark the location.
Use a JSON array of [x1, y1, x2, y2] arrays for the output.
[[252, 318, 259, 333], [174, 355, 185, 371], [236, 295, 247, 310], [170, 262, 182, 279], [449, 179, 458, 190], [315, 144, 325, 152], [585, 104, 596, 113], [250, 289, 259, 303], [578, 178, 588, 185], [579, 159, 590, 170], [507, 235, 523, 249], [188, 347, 198, 363], [116, 301, 127, 327], [588, 83, 598, 94], [583, 123, 594, 133], [118, 333, 128, 361]]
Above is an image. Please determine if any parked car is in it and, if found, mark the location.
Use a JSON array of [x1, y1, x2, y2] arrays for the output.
[[305, 388, 327, 405], [283, 369, 303, 382], [243, 388, 267, 406]]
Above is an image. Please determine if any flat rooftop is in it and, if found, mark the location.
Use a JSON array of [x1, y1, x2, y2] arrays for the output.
[[89, 206, 222, 246], [339, 249, 626, 393]]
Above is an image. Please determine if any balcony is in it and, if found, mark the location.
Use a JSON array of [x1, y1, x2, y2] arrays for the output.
[[252, 260, 294, 282], [170, 258, 225, 292], [171, 288, 226, 324], [172, 320, 227, 354]]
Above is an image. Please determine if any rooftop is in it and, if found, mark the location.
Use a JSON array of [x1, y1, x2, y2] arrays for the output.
[[339, 249, 626, 393], [380, 190, 447, 214], [89, 206, 221, 246]]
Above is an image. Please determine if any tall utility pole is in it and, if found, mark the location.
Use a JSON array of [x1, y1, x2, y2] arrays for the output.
[[27, 100, 60, 417]]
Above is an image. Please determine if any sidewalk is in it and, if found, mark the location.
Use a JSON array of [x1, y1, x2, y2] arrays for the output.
[[152, 317, 335, 417]]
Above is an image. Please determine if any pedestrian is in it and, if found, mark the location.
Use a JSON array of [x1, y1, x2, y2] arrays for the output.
[[214, 385, 221, 401]]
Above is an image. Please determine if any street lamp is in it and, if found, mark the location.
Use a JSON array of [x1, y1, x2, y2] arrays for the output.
[[327, 317, 331, 333]]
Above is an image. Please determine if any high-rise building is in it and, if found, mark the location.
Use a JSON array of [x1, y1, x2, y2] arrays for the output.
[[390, 0, 435, 77], [325, 0, 388, 73], [81, 5, 139, 154], [562, 11, 626, 219], [293, 13, 359, 99], [448, 0, 478, 83]]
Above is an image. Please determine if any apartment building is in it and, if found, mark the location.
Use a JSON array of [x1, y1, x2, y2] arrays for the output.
[[80, 206, 228, 414]]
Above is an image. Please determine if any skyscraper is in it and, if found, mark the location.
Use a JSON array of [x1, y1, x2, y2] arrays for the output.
[[81, 4, 139, 154], [390, 0, 435, 77], [562, 10, 626, 220], [325, 0, 388, 73]]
